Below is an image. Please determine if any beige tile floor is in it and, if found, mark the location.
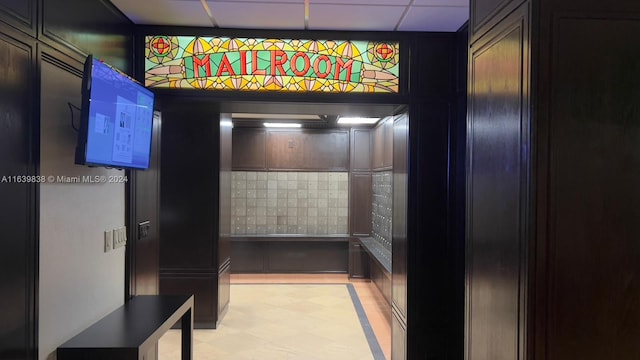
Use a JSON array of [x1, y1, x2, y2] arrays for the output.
[[159, 274, 391, 360]]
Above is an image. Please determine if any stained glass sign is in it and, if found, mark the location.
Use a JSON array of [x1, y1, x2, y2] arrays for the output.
[[145, 36, 400, 93]]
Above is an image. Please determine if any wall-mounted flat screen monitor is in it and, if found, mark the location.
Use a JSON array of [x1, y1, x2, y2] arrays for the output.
[[75, 55, 155, 170]]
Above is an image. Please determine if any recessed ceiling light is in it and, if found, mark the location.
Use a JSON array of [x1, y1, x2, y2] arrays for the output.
[[337, 117, 380, 125], [263, 122, 302, 128], [233, 113, 321, 120]]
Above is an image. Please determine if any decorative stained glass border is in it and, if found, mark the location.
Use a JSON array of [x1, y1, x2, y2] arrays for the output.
[[145, 36, 400, 93]]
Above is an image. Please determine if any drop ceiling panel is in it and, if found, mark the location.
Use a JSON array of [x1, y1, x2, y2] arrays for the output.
[[398, 5, 468, 31], [308, 4, 406, 31], [311, 0, 411, 5], [110, 0, 212, 26], [413, 0, 469, 6], [206, 1, 305, 29], [218, 0, 302, 2]]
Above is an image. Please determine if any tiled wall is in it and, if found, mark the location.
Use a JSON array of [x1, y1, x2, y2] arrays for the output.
[[231, 171, 349, 235], [372, 171, 393, 252]]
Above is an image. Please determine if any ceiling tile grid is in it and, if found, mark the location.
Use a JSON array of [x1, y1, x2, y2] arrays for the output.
[[206, 1, 306, 29], [308, 4, 407, 31], [110, 0, 212, 26], [398, 5, 469, 31], [110, 0, 469, 32]]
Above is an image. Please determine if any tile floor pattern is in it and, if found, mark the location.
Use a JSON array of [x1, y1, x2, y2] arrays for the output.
[[159, 274, 391, 360]]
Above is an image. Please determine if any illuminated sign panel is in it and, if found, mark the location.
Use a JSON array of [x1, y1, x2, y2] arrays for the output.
[[145, 36, 399, 93]]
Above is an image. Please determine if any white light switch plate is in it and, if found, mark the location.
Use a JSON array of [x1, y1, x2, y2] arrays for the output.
[[113, 226, 127, 249], [104, 230, 112, 253]]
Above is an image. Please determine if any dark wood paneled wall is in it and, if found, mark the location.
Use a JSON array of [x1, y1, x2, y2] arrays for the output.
[[41, 0, 133, 73], [533, 2, 640, 360], [468, 0, 640, 359], [0, 1, 132, 358], [267, 130, 350, 171], [232, 128, 266, 170], [232, 128, 350, 171], [0, 23, 36, 360], [0, 0, 35, 36]]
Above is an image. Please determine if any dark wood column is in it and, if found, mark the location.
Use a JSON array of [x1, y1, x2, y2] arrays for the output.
[[217, 113, 232, 322], [400, 33, 461, 360], [159, 101, 223, 328]]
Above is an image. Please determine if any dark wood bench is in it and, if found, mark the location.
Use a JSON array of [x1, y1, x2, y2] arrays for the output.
[[57, 295, 194, 360]]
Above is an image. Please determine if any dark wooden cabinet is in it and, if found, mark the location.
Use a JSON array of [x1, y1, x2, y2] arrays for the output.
[[372, 121, 384, 170], [350, 173, 372, 236], [231, 237, 349, 273], [372, 118, 393, 170], [350, 129, 371, 172], [371, 258, 392, 304], [230, 242, 265, 272], [348, 239, 370, 279]]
